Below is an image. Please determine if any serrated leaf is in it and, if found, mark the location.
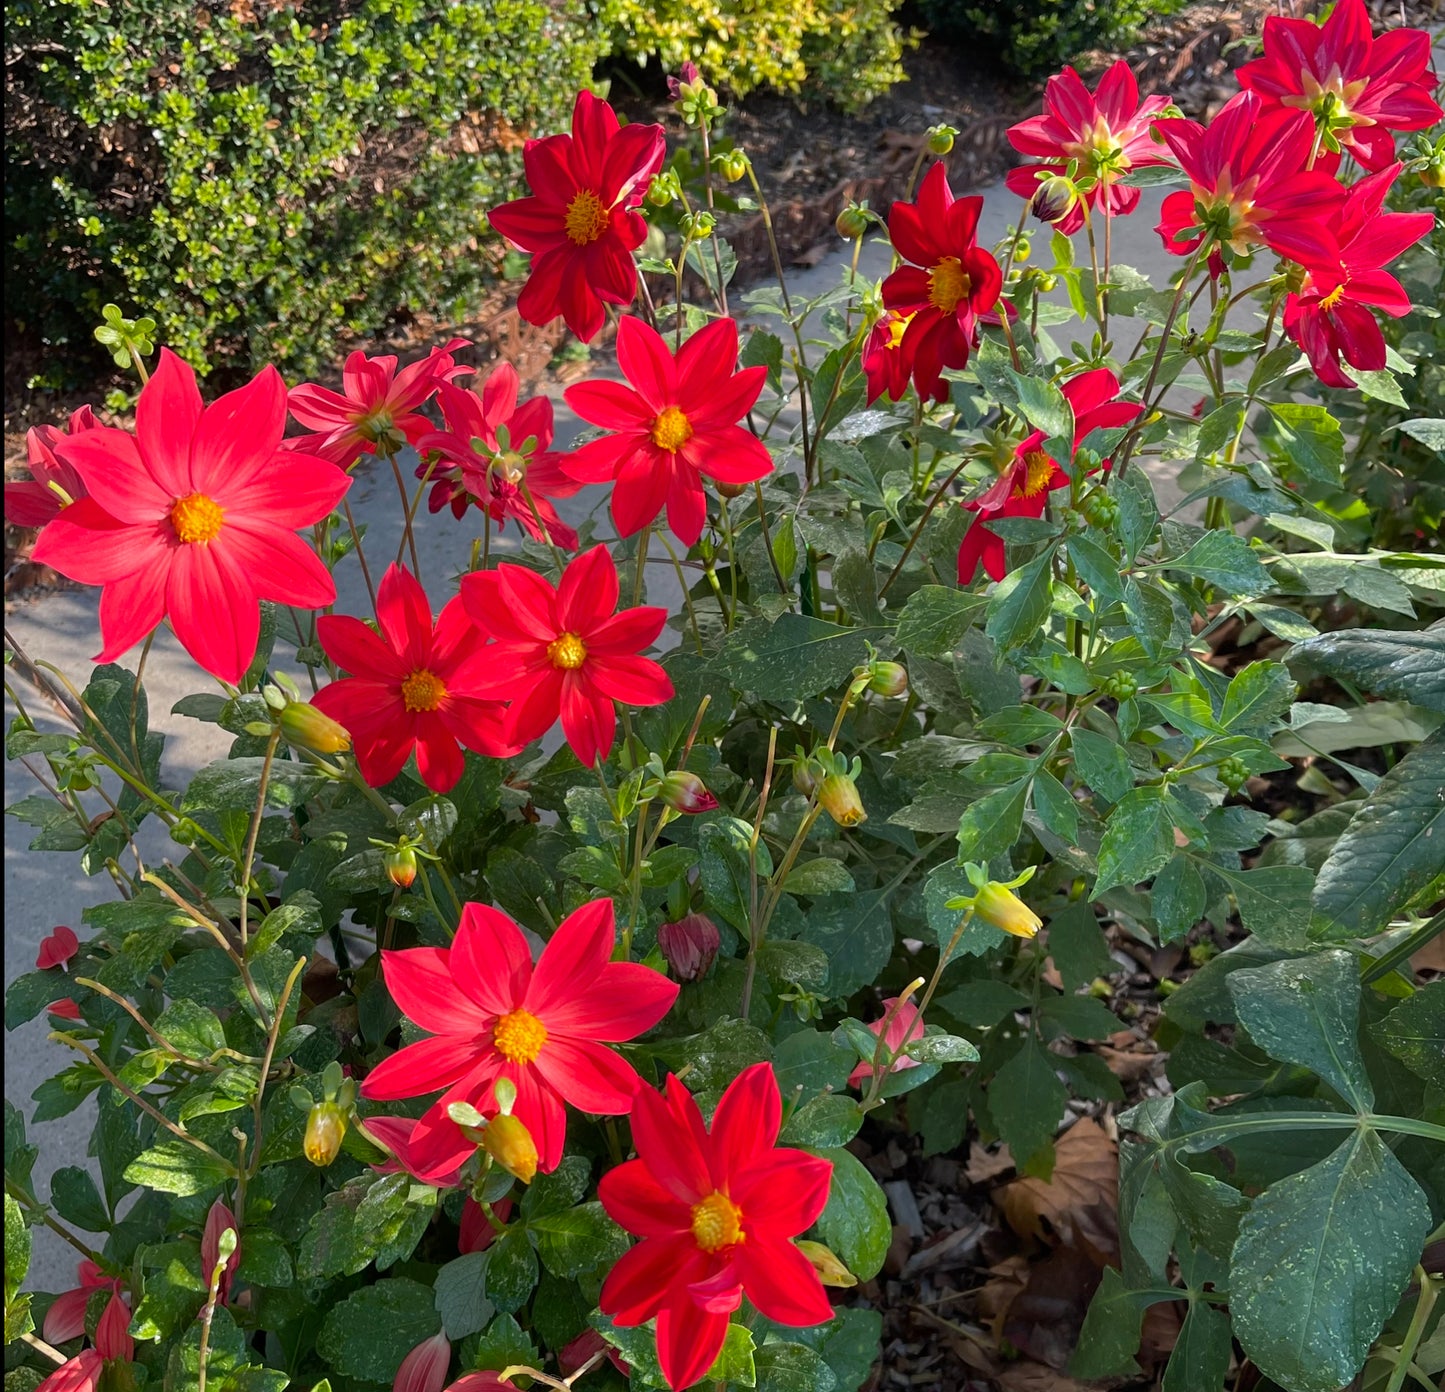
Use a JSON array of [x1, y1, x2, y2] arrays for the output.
[[4, 1195, 28, 1304], [316, 1279, 440, 1381], [894, 586, 985, 657], [956, 780, 1028, 863], [1220, 661, 1295, 732], [1095, 787, 1175, 894], [123, 1140, 232, 1196], [529, 1202, 629, 1279], [1289, 624, 1445, 715], [721, 616, 875, 702], [985, 550, 1056, 651], [1211, 865, 1315, 946], [798, 890, 895, 998], [1165, 531, 1273, 596], [1070, 728, 1133, 802], [1368, 981, 1444, 1090], [1267, 403, 1344, 483]]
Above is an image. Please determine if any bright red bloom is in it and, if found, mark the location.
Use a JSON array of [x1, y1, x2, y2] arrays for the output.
[[4, 408, 97, 529], [362, 1114, 471, 1188], [488, 92, 666, 343], [47, 998, 82, 1021], [43, 1263, 122, 1346], [460, 545, 673, 767], [1282, 162, 1434, 389], [1236, 0, 1442, 171], [958, 368, 1141, 584], [598, 1063, 834, 1390], [881, 163, 1004, 402], [1005, 62, 1174, 235], [415, 362, 582, 550], [1153, 92, 1343, 270], [847, 997, 926, 1089], [288, 341, 472, 470], [313, 564, 518, 793], [563, 316, 772, 545], [202, 1199, 240, 1306], [393, 1332, 450, 1392], [361, 898, 678, 1175], [862, 311, 920, 404], [37, 1290, 132, 1392], [31, 350, 348, 685], [36, 926, 79, 971]]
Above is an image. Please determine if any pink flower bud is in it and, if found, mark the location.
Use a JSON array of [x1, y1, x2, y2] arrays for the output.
[[658, 770, 719, 815], [560, 1328, 630, 1376], [47, 997, 83, 1021], [657, 913, 721, 982], [667, 61, 703, 101], [95, 1291, 134, 1363], [202, 1199, 241, 1306], [393, 1332, 450, 1392], [37, 926, 79, 971], [458, 1197, 512, 1254]]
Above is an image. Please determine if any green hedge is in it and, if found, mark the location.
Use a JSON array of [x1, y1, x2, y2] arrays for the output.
[[5, 0, 604, 378]]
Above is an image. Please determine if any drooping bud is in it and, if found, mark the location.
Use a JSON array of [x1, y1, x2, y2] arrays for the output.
[[36, 926, 79, 971], [715, 150, 748, 183], [972, 882, 1042, 939], [835, 203, 868, 240], [393, 1332, 451, 1392], [657, 913, 721, 982], [865, 661, 908, 699], [646, 169, 681, 209], [792, 755, 822, 798], [384, 845, 419, 888], [277, 699, 352, 756], [657, 770, 720, 815], [1030, 174, 1079, 226], [304, 1100, 348, 1167], [667, 62, 722, 126], [715, 479, 749, 498], [560, 1328, 630, 1376], [682, 209, 716, 240], [480, 1113, 538, 1184], [927, 124, 957, 155], [817, 770, 866, 828], [202, 1199, 241, 1305], [796, 1240, 858, 1288]]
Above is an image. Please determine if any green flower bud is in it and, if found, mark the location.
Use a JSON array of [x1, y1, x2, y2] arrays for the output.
[[927, 124, 957, 155]]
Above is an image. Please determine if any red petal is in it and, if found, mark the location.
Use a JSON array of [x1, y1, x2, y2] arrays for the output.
[[586, 654, 673, 707], [598, 1234, 700, 1324], [735, 1239, 834, 1326], [504, 1063, 568, 1173], [610, 449, 671, 538], [629, 1077, 712, 1205], [451, 903, 534, 1016], [526, 899, 614, 1013], [564, 379, 652, 432], [224, 451, 350, 529], [166, 543, 260, 685], [381, 947, 490, 1036], [598, 1159, 692, 1239], [360, 1035, 478, 1101], [219, 526, 335, 611], [190, 365, 288, 496], [655, 1298, 730, 1390], [616, 315, 676, 410], [531, 1036, 640, 1115], [317, 614, 408, 681], [557, 543, 619, 633], [412, 712, 465, 793], [733, 1149, 834, 1236], [585, 605, 667, 657], [54, 430, 168, 523], [137, 349, 203, 480], [96, 565, 170, 665], [707, 1062, 780, 1184], [42, 1289, 89, 1345], [376, 564, 435, 670], [559, 672, 615, 766]]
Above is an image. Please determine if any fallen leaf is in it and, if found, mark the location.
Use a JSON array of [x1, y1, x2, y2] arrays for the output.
[[997, 1117, 1118, 1261], [966, 1141, 1016, 1185], [1003, 1243, 1105, 1369]]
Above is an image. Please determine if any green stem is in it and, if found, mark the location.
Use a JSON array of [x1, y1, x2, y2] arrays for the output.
[[1384, 1265, 1438, 1392], [237, 729, 282, 950]]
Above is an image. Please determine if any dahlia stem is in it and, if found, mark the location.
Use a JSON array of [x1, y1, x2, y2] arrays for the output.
[[698, 118, 729, 318], [341, 496, 379, 616], [877, 455, 971, 599], [383, 444, 422, 577], [657, 529, 705, 654], [632, 525, 651, 606], [246, 955, 307, 1183], [237, 728, 281, 952], [398, 454, 439, 569], [751, 482, 788, 595]]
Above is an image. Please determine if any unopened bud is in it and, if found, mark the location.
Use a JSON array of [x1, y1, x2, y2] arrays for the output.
[[683, 210, 716, 240], [658, 770, 720, 815], [973, 882, 1042, 939], [818, 772, 866, 828], [835, 204, 868, 240], [657, 913, 721, 982], [716, 479, 749, 498], [716, 150, 748, 183], [1031, 174, 1078, 225], [1421, 157, 1445, 190], [278, 699, 352, 755], [866, 661, 908, 699], [481, 1113, 538, 1184], [927, 124, 957, 155], [796, 1240, 858, 1287], [385, 845, 418, 888], [304, 1100, 347, 1166], [793, 758, 822, 798], [646, 171, 679, 208]]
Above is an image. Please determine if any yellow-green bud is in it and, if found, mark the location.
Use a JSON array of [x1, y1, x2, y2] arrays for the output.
[[716, 150, 748, 183], [817, 771, 866, 828], [973, 882, 1042, 939], [927, 124, 957, 155], [278, 700, 352, 755], [796, 1240, 858, 1287], [385, 845, 418, 889], [482, 1113, 539, 1184], [1031, 174, 1078, 225], [866, 662, 908, 699], [304, 1100, 347, 1166], [835, 205, 868, 240]]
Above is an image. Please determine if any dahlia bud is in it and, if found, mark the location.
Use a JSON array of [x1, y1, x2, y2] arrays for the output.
[[278, 699, 352, 756], [384, 845, 418, 889], [792, 756, 822, 798], [657, 913, 721, 982], [304, 1100, 348, 1167], [646, 170, 680, 208], [865, 661, 908, 699], [657, 770, 720, 815], [796, 1240, 858, 1288], [668, 62, 722, 127], [1030, 174, 1079, 226], [1421, 156, 1445, 190], [715, 150, 748, 183], [682, 209, 716, 240], [835, 204, 868, 240], [927, 124, 957, 155], [481, 1113, 538, 1184], [817, 770, 866, 828], [716, 479, 749, 498], [393, 1332, 451, 1392], [972, 882, 1042, 939]]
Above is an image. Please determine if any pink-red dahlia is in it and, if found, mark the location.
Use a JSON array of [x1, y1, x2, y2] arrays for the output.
[[361, 899, 678, 1175], [1005, 61, 1174, 235], [847, 997, 926, 1090], [4, 407, 96, 528], [563, 316, 772, 545], [460, 545, 673, 767], [31, 350, 349, 684], [393, 1333, 450, 1392], [1282, 162, 1434, 389], [1153, 92, 1344, 270], [415, 362, 582, 549], [313, 563, 518, 793], [958, 367, 1141, 584], [362, 1114, 472, 1189], [37, 1289, 131, 1392], [598, 1063, 834, 1390], [43, 1262, 122, 1346], [881, 163, 1004, 402], [862, 311, 918, 405], [36, 926, 79, 971], [288, 341, 472, 470], [1236, 0, 1442, 171], [488, 92, 666, 343]]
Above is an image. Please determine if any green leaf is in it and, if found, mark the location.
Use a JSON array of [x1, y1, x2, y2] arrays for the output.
[[1046, 903, 1114, 991], [1008, 371, 1073, 440], [4, 1194, 29, 1304], [1288, 625, 1445, 715], [529, 1202, 629, 1279], [1267, 403, 1344, 483], [955, 780, 1028, 863], [433, 1252, 493, 1340], [1030, 768, 1078, 844], [316, 1279, 440, 1382], [183, 758, 325, 815], [1368, 982, 1444, 1090], [123, 1140, 233, 1196], [798, 890, 895, 998], [783, 859, 855, 895], [778, 1095, 865, 1148], [756, 941, 831, 994], [154, 1000, 227, 1059], [698, 817, 767, 935], [1161, 1301, 1233, 1392], [1066, 535, 1124, 605], [813, 1147, 890, 1281], [1165, 532, 1272, 596], [1070, 728, 1133, 802], [1070, 1267, 1154, 1377], [922, 864, 1000, 958], [1210, 865, 1315, 946], [1312, 730, 1445, 937], [989, 1038, 1067, 1167], [49, 1167, 109, 1233], [1220, 661, 1295, 733], [1037, 994, 1122, 1041], [484, 1226, 537, 1313], [1229, 1129, 1431, 1392], [1095, 787, 1176, 894], [1391, 416, 1445, 449], [721, 615, 875, 702], [1153, 854, 1206, 941], [473, 1312, 539, 1371], [772, 1029, 854, 1101], [985, 550, 1056, 651], [904, 1033, 980, 1064], [754, 1343, 837, 1392], [650, 1019, 771, 1094], [1227, 950, 1372, 1111], [894, 586, 985, 657]]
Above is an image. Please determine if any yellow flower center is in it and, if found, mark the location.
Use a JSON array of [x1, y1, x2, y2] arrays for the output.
[[547, 632, 588, 671], [170, 492, 225, 545], [1319, 283, 1346, 310], [400, 669, 447, 712], [650, 406, 694, 453], [564, 189, 610, 246], [1013, 449, 1057, 500], [690, 1191, 745, 1253], [927, 257, 972, 313], [492, 1008, 548, 1064], [885, 314, 912, 351]]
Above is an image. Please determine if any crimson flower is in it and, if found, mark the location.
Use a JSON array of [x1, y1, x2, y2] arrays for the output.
[[598, 1063, 834, 1390], [1236, 0, 1442, 171], [43, 1262, 122, 1346], [37, 1289, 131, 1392], [362, 1114, 471, 1188], [36, 926, 79, 971], [881, 163, 1004, 402], [313, 564, 518, 793], [1005, 61, 1174, 235], [47, 998, 82, 1021], [1153, 92, 1343, 270], [4, 407, 96, 529], [202, 1199, 240, 1306], [488, 92, 665, 342], [862, 311, 917, 404], [958, 367, 1141, 584], [563, 316, 771, 545], [460, 545, 673, 767], [288, 341, 472, 469], [361, 898, 678, 1175], [1282, 162, 1434, 389], [847, 997, 926, 1089], [31, 350, 348, 684], [415, 362, 582, 549]]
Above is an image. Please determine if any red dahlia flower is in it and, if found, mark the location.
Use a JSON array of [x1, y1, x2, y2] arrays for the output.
[[847, 997, 926, 1089], [958, 367, 1141, 584], [32, 350, 349, 685], [4, 407, 96, 528], [1236, 0, 1442, 171], [313, 563, 518, 793], [43, 1262, 122, 1346], [488, 92, 666, 343], [881, 163, 1004, 402], [563, 316, 772, 545], [1153, 92, 1343, 270], [288, 341, 472, 470], [361, 899, 678, 1175], [36, 926, 79, 971], [415, 362, 582, 550], [47, 998, 82, 1021], [362, 1115, 471, 1188], [37, 1289, 132, 1392], [460, 545, 674, 767], [1282, 162, 1434, 389], [1005, 61, 1174, 235], [598, 1063, 834, 1390], [862, 311, 918, 404]]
